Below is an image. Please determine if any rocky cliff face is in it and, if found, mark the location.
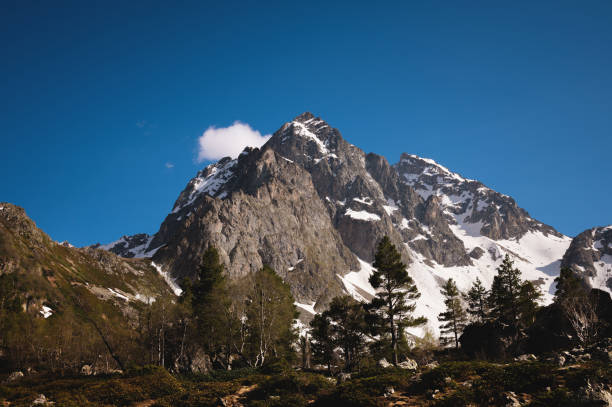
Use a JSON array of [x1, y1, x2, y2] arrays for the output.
[[94, 113, 582, 334], [562, 226, 612, 292]]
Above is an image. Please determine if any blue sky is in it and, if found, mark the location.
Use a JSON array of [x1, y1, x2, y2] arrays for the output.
[[1, 1, 610, 246]]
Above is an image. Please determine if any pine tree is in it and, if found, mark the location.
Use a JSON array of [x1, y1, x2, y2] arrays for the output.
[[368, 236, 426, 365], [438, 278, 468, 348], [326, 295, 368, 371], [464, 277, 489, 323], [309, 312, 334, 373], [554, 267, 586, 304], [193, 246, 235, 367], [488, 254, 540, 329]]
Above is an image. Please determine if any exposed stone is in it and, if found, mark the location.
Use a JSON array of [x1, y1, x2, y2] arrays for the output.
[[398, 358, 418, 370], [31, 394, 54, 406], [579, 380, 612, 406], [189, 349, 212, 374], [7, 371, 24, 382], [515, 354, 537, 362], [336, 372, 351, 384], [378, 358, 392, 368], [503, 391, 521, 407]]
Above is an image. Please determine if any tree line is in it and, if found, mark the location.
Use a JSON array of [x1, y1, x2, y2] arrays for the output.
[[1, 237, 605, 375]]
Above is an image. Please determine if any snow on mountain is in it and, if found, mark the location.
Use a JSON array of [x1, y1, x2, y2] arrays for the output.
[[562, 226, 612, 294], [92, 113, 597, 339], [90, 233, 161, 258], [172, 157, 237, 213]]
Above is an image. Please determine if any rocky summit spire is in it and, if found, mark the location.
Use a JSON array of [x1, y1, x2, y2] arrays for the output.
[[293, 111, 315, 122]]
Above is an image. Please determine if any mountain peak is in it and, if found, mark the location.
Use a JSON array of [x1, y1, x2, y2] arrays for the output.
[[293, 111, 315, 122]]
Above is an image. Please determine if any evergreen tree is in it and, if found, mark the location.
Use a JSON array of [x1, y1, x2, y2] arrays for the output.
[[326, 295, 368, 371], [368, 236, 426, 365], [193, 246, 235, 367], [488, 254, 541, 329], [518, 281, 542, 326], [438, 278, 468, 348], [554, 267, 586, 303], [309, 312, 334, 373], [464, 277, 489, 323]]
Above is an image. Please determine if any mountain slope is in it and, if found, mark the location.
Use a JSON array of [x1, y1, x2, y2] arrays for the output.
[[94, 113, 581, 335], [562, 226, 612, 292], [0, 203, 177, 370]]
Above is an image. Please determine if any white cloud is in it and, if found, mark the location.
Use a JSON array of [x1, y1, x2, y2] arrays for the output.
[[165, 162, 174, 169], [197, 121, 271, 162]]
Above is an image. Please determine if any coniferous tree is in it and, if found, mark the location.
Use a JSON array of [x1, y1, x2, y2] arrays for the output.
[[464, 277, 489, 323], [554, 267, 586, 304], [518, 281, 542, 326], [309, 312, 335, 373], [488, 254, 541, 330], [438, 278, 468, 348], [368, 236, 426, 365], [193, 246, 235, 367], [326, 295, 368, 371]]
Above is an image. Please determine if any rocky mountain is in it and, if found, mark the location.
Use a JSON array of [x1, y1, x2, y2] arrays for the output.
[[93, 113, 607, 335], [90, 233, 155, 258], [562, 226, 612, 292]]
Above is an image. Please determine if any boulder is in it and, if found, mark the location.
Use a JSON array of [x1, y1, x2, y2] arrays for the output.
[[502, 391, 521, 407], [515, 354, 537, 362], [31, 394, 53, 406], [7, 371, 24, 382], [377, 358, 392, 368], [579, 380, 612, 406], [336, 372, 351, 384], [190, 348, 212, 373], [398, 358, 418, 370], [425, 361, 439, 370]]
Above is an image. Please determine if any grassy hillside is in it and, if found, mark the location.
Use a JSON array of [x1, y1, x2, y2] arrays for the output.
[[0, 203, 176, 373]]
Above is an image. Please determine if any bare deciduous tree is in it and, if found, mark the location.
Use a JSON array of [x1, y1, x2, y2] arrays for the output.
[[562, 295, 599, 347]]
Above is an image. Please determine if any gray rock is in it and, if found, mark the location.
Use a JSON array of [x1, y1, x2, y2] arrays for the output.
[[503, 391, 521, 407], [7, 371, 24, 382], [516, 354, 537, 362], [190, 349, 212, 373], [562, 226, 612, 291], [580, 380, 612, 406], [336, 372, 351, 384], [378, 358, 392, 368], [398, 358, 418, 370], [425, 361, 439, 370], [31, 394, 54, 406]]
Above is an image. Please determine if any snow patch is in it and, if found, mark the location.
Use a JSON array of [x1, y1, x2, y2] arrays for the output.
[[108, 288, 130, 301], [339, 258, 377, 302], [40, 305, 53, 318], [291, 121, 329, 154], [295, 301, 317, 316], [345, 208, 381, 222], [151, 262, 183, 296], [383, 198, 399, 215]]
